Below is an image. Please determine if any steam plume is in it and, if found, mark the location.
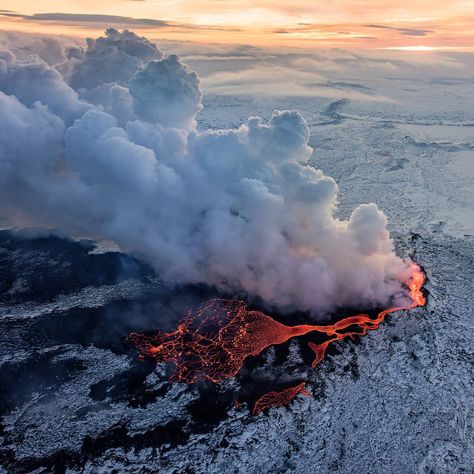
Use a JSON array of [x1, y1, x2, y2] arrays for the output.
[[0, 29, 413, 315]]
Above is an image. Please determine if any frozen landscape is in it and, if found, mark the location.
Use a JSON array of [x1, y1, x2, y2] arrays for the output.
[[0, 30, 473, 473]]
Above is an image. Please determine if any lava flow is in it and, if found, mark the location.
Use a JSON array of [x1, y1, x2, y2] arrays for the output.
[[253, 382, 311, 416], [129, 264, 426, 386]]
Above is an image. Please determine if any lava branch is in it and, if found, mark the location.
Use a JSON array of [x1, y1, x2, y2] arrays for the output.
[[129, 263, 426, 385], [253, 382, 311, 416]]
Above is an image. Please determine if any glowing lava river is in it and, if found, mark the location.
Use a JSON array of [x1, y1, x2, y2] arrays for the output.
[[129, 263, 426, 413]]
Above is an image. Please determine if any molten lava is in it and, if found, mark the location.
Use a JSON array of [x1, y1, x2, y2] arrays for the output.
[[253, 382, 311, 415], [128, 298, 308, 383], [129, 263, 426, 392]]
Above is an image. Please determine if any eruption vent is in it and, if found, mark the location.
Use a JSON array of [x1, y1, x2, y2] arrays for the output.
[[129, 264, 426, 391]]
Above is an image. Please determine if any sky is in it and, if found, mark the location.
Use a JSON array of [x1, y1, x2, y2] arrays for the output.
[[0, 0, 473, 50]]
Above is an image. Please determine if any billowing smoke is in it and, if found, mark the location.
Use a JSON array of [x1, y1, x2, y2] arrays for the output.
[[0, 29, 413, 315]]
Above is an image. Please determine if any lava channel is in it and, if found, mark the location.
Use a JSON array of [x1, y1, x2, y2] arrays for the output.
[[253, 382, 311, 415], [129, 263, 426, 390]]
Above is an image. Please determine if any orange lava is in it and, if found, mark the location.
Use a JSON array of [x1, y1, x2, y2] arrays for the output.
[[308, 263, 426, 367], [129, 264, 426, 385], [253, 382, 311, 415]]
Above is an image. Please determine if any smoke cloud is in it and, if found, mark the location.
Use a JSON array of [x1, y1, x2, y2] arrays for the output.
[[0, 29, 413, 315]]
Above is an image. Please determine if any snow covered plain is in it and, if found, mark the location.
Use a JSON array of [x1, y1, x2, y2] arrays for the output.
[[1, 53, 474, 473]]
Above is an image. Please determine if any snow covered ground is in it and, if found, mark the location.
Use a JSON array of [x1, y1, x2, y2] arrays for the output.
[[1, 45, 473, 472]]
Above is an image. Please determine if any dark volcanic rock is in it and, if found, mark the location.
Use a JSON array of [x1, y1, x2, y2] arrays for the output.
[[0, 230, 472, 473]]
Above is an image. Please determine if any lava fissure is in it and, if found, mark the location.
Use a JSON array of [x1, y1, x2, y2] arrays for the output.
[[129, 263, 426, 390]]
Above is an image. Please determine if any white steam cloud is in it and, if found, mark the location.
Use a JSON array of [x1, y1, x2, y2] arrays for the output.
[[0, 29, 413, 315]]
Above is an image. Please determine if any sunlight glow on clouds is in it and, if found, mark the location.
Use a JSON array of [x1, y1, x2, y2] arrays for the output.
[[0, 0, 473, 49]]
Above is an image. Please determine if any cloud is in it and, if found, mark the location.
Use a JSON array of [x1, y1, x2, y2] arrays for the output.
[[365, 24, 433, 37], [129, 54, 202, 129], [0, 91, 65, 204], [0, 30, 81, 65], [69, 28, 163, 89], [0, 57, 91, 125], [0, 11, 241, 33], [0, 12, 171, 28], [200, 64, 392, 101], [78, 83, 137, 126], [0, 29, 415, 316]]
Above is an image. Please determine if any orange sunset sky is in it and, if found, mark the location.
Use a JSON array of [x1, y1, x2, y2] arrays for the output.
[[0, 0, 473, 50]]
